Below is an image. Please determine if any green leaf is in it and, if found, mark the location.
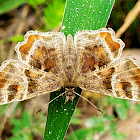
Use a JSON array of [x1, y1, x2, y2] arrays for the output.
[[43, 0, 115, 140], [73, 108, 81, 117], [0, 0, 25, 15], [10, 119, 22, 129], [43, 88, 82, 139], [27, 0, 45, 7], [67, 128, 91, 140], [70, 117, 82, 125], [61, 0, 115, 36], [7, 35, 24, 43], [112, 132, 126, 140], [70, 108, 82, 125], [0, 105, 8, 115], [43, 0, 66, 30], [104, 96, 130, 120], [23, 111, 31, 127], [133, 103, 140, 114], [116, 106, 128, 120], [10, 111, 33, 140], [85, 116, 103, 128], [104, 96, 130, 107]]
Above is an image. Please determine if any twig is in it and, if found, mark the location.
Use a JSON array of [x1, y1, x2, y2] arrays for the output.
[[115, 0, 140, 38], [0, 102, 18, 138], [8, 5, 30, 59], [0, 41, 6, 62]]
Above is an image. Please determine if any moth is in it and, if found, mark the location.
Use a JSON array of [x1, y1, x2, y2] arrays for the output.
[[0, 28, 140, 105]]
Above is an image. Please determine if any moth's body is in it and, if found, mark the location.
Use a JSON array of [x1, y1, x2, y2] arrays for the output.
[[0, 28, 140, 105], [62, 34, 78, 88]]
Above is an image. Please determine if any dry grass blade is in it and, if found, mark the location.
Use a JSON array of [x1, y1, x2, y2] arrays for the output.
[[8, 5, 30, 59], [0, 102, 18, 139], [116, 0, 140, 38]]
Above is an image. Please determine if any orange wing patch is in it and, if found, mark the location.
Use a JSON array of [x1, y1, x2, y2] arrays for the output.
[[98, 31, 121, 57], [19, 34, 41, 60]]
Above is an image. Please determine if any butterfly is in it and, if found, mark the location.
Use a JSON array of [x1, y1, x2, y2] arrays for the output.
[[0, 28, 140, 105]]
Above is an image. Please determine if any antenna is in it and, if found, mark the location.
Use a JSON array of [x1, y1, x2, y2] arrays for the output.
[[73, 91, 103, 113], [37, 89, 103, 114], [36, 91, 66, 113]]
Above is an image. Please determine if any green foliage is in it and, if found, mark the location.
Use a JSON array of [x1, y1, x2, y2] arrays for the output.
[[70, 108, 82, 125], [104, 96, 130, 120], [112, 132, 126, 140], [67, 128, 93, 140], [7, 35, 24, 43], [0, 0, 65, 30], [67, 95, 140, 140], [0, 105, 8, 115], [9, 110, 44, 140], [67, 115, 126, 140], [0, 0, 25, 15], [43, 0, 66, 30], [10, 111, 33, 140], [0, 0, 46, 15], [132, 103, 140, 114], [27, 0, 46, 8]]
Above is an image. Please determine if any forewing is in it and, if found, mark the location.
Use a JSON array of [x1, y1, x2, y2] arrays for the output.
[[75, 28, 124, 74], [0, 60, 61, 105], [77, 58, 140, 101], [15, 31, 66, 76]]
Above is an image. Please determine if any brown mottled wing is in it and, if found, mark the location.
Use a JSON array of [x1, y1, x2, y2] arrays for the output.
[[77, 58, 140, 101], [0, 60, 61, 105], [75, 28, 140, 101], [15, 31, 65, 77], [111, 58, 140, 100], [75, 28, 124, 73]]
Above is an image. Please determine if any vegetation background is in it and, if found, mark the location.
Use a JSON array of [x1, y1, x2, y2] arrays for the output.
[[0, 0, 140, 140]]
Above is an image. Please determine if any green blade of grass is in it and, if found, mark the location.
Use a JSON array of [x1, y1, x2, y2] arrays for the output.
[[0, 0, 25, 15], [43, 0, 115, 140], [43, 88, 82, 139], [62, 0, 115, 36]]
